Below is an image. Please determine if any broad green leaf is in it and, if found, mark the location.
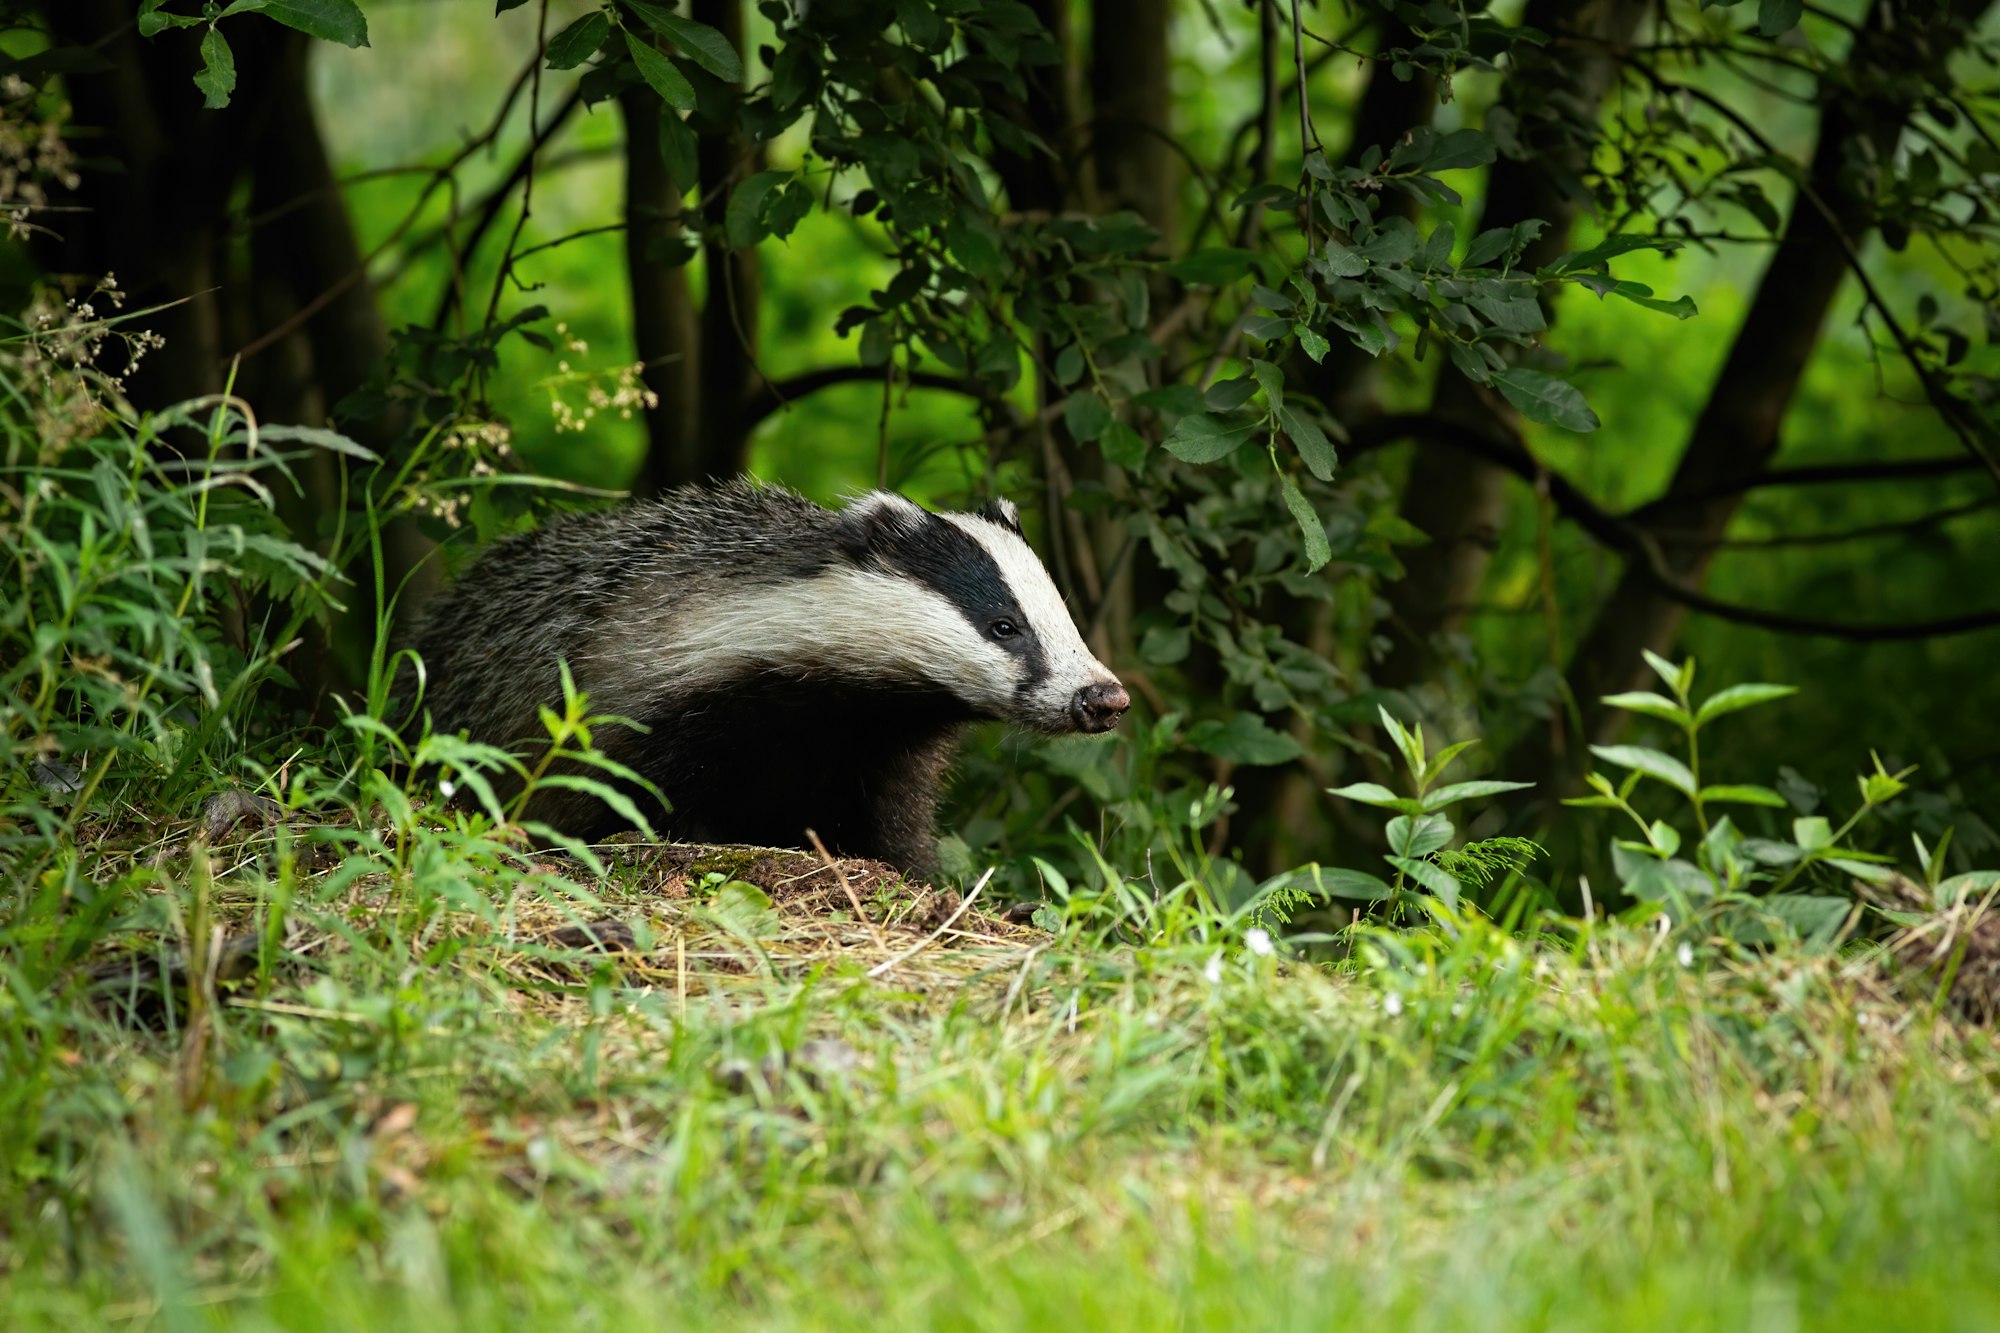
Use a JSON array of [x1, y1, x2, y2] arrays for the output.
[[1423, 128, 1495, 172], [546, 10, 610, 69], [1601, 691, 1691, 725], [1162, 412, 1257, 464], [1423, 779, 1533, 810], [1315, 243, 1367, 278], [1650, 820, 1681, 857], [657, 108, 698, 196], [1168, 247, 1259, 285], [1387, 814, 1454, 857], [1791, 817, 1833, 852], [1757, 0, 1802, 35], [1295, 325, 1331, 364], [626, 32, 695, 109], [1547, 234, 1681, 274], [1491, 368, 1599, 432], [139, 0, 207, 35], [1099, 421, 1147, 470], [257, 0, 368, 46], [1388, 856, 1462, 908], [1187, 712, 1304, 766], [1589, 744, 1696, 796], [1695, 682, 1798, 725], [709, 881, 779, 938], [725, 169, 787, 247], [1327, 782, 1423, 816], [1138, 625, 1190, 665], [1761, 894, 1850, 944], [1279, 476, 1331, 573], [625, 3, 743, 80], [194, 28, 236, 109], [1314, 867, 1397, 901], [1062, 391, 1112, 443], [1275, 403, 1337, 481]]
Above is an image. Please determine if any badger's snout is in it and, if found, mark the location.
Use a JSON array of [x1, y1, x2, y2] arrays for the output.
[[1071, 680, 1131, 733]]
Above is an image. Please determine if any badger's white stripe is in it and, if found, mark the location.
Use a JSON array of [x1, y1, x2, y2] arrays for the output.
[[581, 564, 1021, 717], [940, 513, 1119, 717]]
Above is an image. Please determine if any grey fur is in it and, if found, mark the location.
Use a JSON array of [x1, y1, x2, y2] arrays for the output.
[[406, 478, 1127, 876]]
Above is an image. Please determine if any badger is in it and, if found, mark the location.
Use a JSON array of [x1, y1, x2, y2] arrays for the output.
[[407, 479, 1130, 877]]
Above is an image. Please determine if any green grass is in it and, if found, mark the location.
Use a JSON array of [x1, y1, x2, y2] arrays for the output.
[[4, 825, 1997, 1331]]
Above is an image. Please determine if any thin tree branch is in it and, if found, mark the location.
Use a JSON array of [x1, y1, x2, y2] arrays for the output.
[[1345, 413, 2000, 641], [739, 364, 990, 436]]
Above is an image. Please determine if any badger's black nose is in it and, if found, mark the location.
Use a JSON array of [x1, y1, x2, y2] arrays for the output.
[[1071, 680, 1131, 733]]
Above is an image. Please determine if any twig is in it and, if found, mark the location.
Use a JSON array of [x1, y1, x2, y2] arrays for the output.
[[866, 868, 992, 978], [805, 828, 889, 953]]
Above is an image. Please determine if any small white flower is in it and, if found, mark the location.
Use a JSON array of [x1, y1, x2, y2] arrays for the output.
[[1383, 993, 1404, 1017], [1677, 941, 1695, 968], [438, 779, 457, 800], [1203, 952, 1224, 985], [1245, 927, 1274, 957]]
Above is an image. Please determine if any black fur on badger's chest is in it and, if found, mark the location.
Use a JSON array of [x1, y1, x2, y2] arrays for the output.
[[592, 674, 979, 875]]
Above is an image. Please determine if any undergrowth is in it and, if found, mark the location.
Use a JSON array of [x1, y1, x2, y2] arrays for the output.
[[4, 305, 2000, 1332]]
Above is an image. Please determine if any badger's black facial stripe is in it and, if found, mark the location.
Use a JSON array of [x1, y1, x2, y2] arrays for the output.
[[864, 508, 1050, 693]]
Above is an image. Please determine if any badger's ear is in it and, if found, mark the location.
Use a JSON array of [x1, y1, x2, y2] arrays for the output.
[[977, 497, 1023, 535], [838, 490, 930, 559]]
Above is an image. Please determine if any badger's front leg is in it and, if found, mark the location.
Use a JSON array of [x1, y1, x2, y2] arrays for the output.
[[850, 732, 960, 881]]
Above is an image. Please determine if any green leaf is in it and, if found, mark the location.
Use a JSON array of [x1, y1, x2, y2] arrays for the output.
[[1589, 744, 1696, 796], [194, 28, 237, 109], [1939, 871, 2000, 907], [1187, 712, 1304, 766], [1791, 817, 1833, 852], [1756, 0, 1802, 35], [1326, 782, 1423, 816], [725, 169, 787, 248], [1694, 683, 1798, 725], [139, 1, 207, 36], [1387, 856, 1462, 909], [1377, 705, 1426, 784], [1386, 813, 1454, 857], [1601, 691, 1691, 726], [1422, 779, 1532, 810], [626, 32, 695, 109], [1138, 625, 1190, 665], [709, 881, 779, 938], [1063, 391, 1113, 443], [1607, 283, 1698, 319], [624, 3, 743, 80], [1168, 248, 1259, 286], [1275, 404, 1337, 481], [1316, 243, 1367, 278], [657, 109, 698, 197], [1279, 476, 1331, 573], [1314, 867, 1397, 901], [1423, 128, 1495, 172], [1491, 368, 1599, 433], [256, 0, 368, 46], [1642, 649, 1693, 696], [546, 10, 610, 69], [1547, 235, 1681, 274], [1162, 412, 1257, 464], [1099, 421, 1147, 470], [1761, 894, 1849, 944], [1698, 784, 1789, 808], [1295, 325, 1331, 364]]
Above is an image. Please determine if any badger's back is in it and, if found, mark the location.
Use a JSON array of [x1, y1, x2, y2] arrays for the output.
[[407, 478, 1127, 874]]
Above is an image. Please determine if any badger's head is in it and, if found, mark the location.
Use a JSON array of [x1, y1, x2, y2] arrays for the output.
[[826, 491, 1130, 734]]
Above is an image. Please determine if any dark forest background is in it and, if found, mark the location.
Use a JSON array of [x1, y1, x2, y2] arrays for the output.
[[8, 0, 2000, 901]]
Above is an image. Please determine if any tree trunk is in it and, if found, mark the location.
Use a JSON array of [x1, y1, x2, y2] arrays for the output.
[[620, 91, 704, 497], [690, 0, 761, 483], [1507, 0, 1996, 797]]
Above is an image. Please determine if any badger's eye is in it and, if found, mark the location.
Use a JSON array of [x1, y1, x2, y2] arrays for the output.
[[989, 618, 1019, 640]]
